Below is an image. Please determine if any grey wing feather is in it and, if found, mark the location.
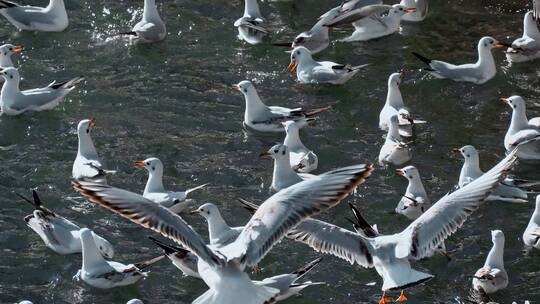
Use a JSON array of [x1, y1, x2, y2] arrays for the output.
[[324, 5, 392, 27]]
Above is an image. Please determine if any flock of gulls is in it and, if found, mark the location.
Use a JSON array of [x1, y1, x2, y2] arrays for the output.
[[1, 0, 540, 303]]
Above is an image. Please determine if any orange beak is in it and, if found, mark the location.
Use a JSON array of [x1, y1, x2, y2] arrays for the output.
[[405, 8, 416, 13], [452, 148, 461, 154], [395, 169, 405, 177], [495, 42, 510, 49], [134, 161, 145, 168], [89, 117, 96, 128], [259, 151, 272, 158], [287, 61, 297, 72], [190, 209, 201, 215], [500, 97, 509, 104], [232, 84, 240, 91], [12, 45, 23, 54]]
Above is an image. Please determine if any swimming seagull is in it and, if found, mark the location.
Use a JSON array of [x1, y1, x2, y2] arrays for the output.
[[378, 114, 412, 166], [288, 46, 368, 84], [412, 37, 509, 84], [118, 0, 166, 43], [72, 163, 373, 304], [501, 96, 540, 160], [523, 195, 540, 250], [0, 67, 83, 115], [73, 228, 164, 289], [453, 145, 539, 203], [0, 44, 23, 67], [472, 230, 508, 294], [506, 12, 540, 63], [323, 4, 416, 42], [260, 143, 317, 191], [283, 121, 318, 173], [379, 71, 425, 138], [73, 118, 116, 183], [190, 203, 243, 246], [149, 236, 201, 278], [0, 0, 68, 32], [395, 166, 431, 220], [234, 0, 268, 45], [286, 151, 516, 303], [135, 157, 207, 213], [16, 190, 114, 258], [234, 80, 330, 132], [399, 0, 428, 22]]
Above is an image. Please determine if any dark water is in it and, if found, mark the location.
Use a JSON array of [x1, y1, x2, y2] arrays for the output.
[[0, 0, 539, 303]]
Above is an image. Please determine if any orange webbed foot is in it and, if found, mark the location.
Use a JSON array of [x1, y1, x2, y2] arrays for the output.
[[378, 296, 393, 304], [395, 291, 408, 302]]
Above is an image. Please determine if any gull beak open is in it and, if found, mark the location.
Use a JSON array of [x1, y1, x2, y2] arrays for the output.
[[500, 97, 510, 104], [190, 209, 201, 215], [89, 117, 96, 128], [259, 151, 272, 158], [395, 169, 405, 177], [134, 161, 146, 169], [287, 61, 297, 73], [13, 45, 23, 54], [405, 8, 416, 13], [495, 41, 511, 48]]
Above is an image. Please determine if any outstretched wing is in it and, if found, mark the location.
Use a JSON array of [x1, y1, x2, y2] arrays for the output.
[[219, 164, 374, 267], [287, 218, 373, 267], [399, 151, 517, 260], [72, 180, 225, 267]]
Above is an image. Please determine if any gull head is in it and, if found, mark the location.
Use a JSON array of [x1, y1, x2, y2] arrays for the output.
[[190, 202, 220, 221], [0, 44, 23, 58], [77, 118, 96, 136], [233, 80, 256, 97], [91, 231, 115, 259], [391, 4, 416, 16], [453, 145, 478, 160], [388, 71, 403, 87], [259, 143, 289, 160], [478, 36, 510, 51], [0, 67, 19, 81], [135, 157, 163, 174], [500, 95, 525, 112], [289, 46, 311, 72], [395, 165, 420, 181], [491, 230, 504, 243], [282, 120, 300, 133]]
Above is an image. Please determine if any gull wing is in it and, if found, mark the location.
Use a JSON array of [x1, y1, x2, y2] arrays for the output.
[[72, 180, 225, 268], [219, 164, 373, 267]]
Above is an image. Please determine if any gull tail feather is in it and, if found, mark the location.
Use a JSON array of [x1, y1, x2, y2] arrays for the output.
[[411, 51, 432, 66], [348, 202, 379, 237], [305, 105, 332, 117], [350, 64, 370, 71], [149, 236, 189, 256], [185, 183, 208, 195], [50, 76, 85, 89], [292, 257, 322, 279], [237, 198, 259, 215]]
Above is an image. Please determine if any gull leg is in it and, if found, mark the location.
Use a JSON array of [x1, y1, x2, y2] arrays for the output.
[[395, 290, 408, 302], [378, 291, 393, 304]]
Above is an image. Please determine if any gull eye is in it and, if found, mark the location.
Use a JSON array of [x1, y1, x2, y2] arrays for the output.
[[8, 47, 12, 51], [86, 129, 90, 133], [282, 150, 286, 155], [274, 149, 278, 153], [146, 162, 150, 165], [490, 40, 493, 44], [296, 51, 300, 55], [243, 89, 247, 93], [99, 246, 103, 250], [399, 7, 403, 10]]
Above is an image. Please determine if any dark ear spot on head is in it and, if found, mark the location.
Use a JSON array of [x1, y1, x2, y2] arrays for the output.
[[484, 43, 487, 47], [243, 89, 247, 93], [9, 75, 12, 79], [86, 129, 89, 134], [282, 150, 285, 155], [151, 166, 155, 171], [408, 175, 413, 179]]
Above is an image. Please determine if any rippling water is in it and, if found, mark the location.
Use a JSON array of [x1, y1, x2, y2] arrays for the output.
[[1, 0, 539, 303]]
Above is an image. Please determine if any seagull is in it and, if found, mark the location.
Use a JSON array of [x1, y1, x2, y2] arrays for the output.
[[0, 43, 23, 67], [126, 300, 144, 304], [378, 114, 412, 166], [472, 230, 509, 294], [117, 0, 166, 43], [16, 190, 114, 258], [412, 37, 509, 84], [73, 228, 164, 289], [319, 0, 383, 21], [135, 157, 207, 213], [288, 46, 368, 84], [523, 195, 540, 249], [234, 80, 330, 132], [399, 0, 428, 22], [0, 0, 68, 32], [73, 163, 373, 304], [534, 0, 540, 23], [234, 0, 268, 45], [286, 151, 516, 303], [501, 96, 540, 160], [260, 143, 317, 191], [73, 118, 116, 183], [323, 4, 416, 42], [379, 71, 425, 138], [190, 203, 243, 246], [453, 145, 538, 203], [0, 67, 83, 115], [150, 236, 201, 278], [283, 121, 318, 173], [395, 166, 431, 220], [506, 12, 540, 63]]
